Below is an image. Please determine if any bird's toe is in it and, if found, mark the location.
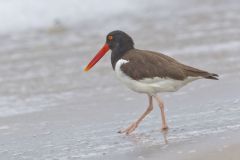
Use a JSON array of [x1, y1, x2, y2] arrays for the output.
[[161, 126, 169, 131]]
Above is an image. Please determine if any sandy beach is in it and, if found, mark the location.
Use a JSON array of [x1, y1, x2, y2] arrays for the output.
[[106, 130, 240, 160], [1, 51, 240, 160], [0, 0, 240, 159]]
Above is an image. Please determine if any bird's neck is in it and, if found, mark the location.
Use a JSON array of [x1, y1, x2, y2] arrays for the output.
[[111, 45, 134, 70]]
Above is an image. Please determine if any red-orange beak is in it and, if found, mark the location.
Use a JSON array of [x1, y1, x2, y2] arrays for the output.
[[84, 43, 110, 72]]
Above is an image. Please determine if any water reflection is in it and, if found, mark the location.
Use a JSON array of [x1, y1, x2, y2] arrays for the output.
[[161, 129, 169, 144]]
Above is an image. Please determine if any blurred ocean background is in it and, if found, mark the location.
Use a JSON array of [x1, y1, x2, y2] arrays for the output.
[[0, 0, 240, 159]]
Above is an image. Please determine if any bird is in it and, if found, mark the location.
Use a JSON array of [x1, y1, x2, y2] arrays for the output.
[[84, 30, 218, 135]]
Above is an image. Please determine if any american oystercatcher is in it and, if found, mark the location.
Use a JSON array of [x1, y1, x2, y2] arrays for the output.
[[84, 30, 218, 135]]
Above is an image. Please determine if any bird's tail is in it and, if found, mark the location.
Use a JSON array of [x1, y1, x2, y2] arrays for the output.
[[182, 65, 219, 80], [204, 73, 219, 80]]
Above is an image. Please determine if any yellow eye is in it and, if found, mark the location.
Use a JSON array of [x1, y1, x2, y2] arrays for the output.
[[108, 35, 113, 41]]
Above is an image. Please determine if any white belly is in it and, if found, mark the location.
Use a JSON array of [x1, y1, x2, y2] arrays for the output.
[[115, 59, 200, 95]]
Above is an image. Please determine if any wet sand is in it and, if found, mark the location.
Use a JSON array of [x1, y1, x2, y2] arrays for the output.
[[106, 130, 240, 160], [0, 0, 240, 159], [0, 59, 239, 160]]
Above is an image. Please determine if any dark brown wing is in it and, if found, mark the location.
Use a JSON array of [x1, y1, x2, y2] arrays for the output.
[[120, 49, 187, 80], [180, 64, 219, 80], [121, 49, 218, 80]]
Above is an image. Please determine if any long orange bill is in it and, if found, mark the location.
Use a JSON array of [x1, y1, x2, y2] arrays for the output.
[[84, 43, 110, 72]]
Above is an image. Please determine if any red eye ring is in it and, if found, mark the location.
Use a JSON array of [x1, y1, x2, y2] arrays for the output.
[[108, 35, 113, 41]]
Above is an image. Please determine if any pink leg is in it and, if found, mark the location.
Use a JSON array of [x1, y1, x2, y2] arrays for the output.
[[119, 95, 153, 135], [154, 95, 168, 130]]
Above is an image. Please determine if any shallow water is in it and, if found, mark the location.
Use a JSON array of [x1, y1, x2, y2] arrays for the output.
[[0, 0, 240, 159]]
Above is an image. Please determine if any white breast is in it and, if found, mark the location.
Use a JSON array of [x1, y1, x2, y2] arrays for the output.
[[115, 59, 201, 95]]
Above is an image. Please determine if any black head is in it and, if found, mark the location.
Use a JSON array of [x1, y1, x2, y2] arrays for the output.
[[106, 30, 134, 52], [105, 30, 135, 69], [83, 30, 134, 72]]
